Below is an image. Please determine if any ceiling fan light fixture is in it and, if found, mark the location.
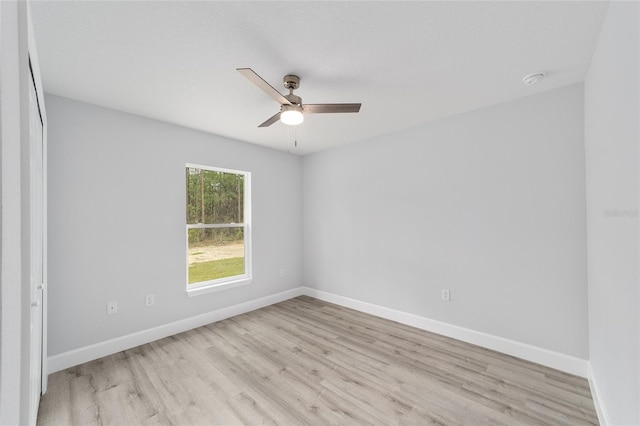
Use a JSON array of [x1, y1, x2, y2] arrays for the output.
[[280, 104, 304, 125]]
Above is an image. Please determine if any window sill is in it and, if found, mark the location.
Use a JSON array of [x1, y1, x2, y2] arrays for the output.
[[186, 277, 252, 297]]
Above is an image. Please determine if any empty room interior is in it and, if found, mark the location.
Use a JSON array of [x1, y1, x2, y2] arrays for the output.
[[1, 1, 638, 425]]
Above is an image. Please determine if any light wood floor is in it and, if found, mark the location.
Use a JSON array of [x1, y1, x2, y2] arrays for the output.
[[38, 296, 598, 425]]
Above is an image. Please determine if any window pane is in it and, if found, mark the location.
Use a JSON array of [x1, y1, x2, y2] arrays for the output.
[[187, 227, 245, 284], [186, 168, 244, 224]]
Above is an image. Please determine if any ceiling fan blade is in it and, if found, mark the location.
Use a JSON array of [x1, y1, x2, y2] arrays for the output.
[[237, 68, 291, 105], [258, 112, 281, 127], [303, 103, 361, 114]]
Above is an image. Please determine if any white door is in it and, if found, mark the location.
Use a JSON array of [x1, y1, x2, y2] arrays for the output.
[[28, 63, 44, 425]]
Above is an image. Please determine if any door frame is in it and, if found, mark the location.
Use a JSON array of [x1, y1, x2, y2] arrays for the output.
[[27, 2, 48, 396], [0, 1, 47, 424], [27, 63, 44, 424], [0, 1, 34, 424]]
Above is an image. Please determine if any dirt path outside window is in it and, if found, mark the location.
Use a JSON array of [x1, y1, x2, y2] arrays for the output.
[[188, 243, 244, 264]]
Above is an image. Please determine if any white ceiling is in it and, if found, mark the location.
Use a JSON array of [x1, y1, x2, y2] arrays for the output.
[[30, 1, 609, 155]]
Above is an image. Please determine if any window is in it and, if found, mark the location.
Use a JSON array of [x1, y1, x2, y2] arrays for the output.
[[186, 164, 251, 295]]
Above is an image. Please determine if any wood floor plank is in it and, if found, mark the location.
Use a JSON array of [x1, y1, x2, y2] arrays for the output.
[[66, 371, 101, 425], [36, 370, 73, 426], [38, 296, 599, 425]]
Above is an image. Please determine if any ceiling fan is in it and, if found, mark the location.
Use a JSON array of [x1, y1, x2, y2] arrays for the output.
[[237, 68, 361, 127]]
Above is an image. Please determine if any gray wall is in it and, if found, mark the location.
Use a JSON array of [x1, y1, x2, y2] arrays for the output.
[[46, 94, 303, 356], [585, 2, 639, 424], [303, 84, 588, 358]]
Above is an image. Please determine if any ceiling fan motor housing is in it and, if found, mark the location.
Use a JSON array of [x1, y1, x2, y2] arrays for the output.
[[283, 74, 300, 90]]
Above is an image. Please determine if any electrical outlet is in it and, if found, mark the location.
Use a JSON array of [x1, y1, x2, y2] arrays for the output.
[[107, 301, 118, 315], [145, 294, 155, 307], [279, 269, 285, 277], [441, 289, 451, 302]]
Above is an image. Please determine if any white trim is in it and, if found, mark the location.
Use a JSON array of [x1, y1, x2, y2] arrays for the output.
[[186, 163, 246, 176], [587, 363, 610, 426], [187, 277, 252, 297], [185, 164, 252, 292], [26, 4, 46, 128], [47, 287, 304, 373], [27, 0, 48, 397], [302, 287, 589, 377], [48, 286, 589, 379], [187, 223, 245, 229]]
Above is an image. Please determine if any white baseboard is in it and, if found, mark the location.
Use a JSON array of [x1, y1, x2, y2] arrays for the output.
[[48, 285, 588, 380], [302, 287, 589, 378], [47, 287, 305, 373], [587, 364, 610, 426]]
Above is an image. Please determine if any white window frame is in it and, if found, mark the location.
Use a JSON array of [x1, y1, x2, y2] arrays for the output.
[[185, 163, 252, 297]]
